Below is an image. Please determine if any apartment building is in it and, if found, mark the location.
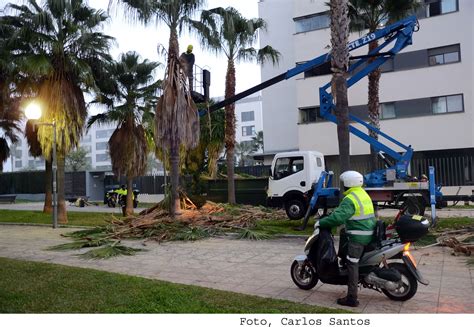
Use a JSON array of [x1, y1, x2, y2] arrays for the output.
[[258, 0, 473, 185], [6, 122, 116, 172]]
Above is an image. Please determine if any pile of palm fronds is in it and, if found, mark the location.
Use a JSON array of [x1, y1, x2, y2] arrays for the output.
[[48, 199, 286, 259], [436, 227, 474, 256]]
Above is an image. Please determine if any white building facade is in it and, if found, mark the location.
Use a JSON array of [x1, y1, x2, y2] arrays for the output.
[[6, 122, 116, 172], [258, 0, 474, 185]]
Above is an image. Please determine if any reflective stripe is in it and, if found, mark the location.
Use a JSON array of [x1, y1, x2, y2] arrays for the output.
[[351, 193, 365, 216], [346, 256, 359, 263], [346, 230, 374, 236], [349, 214, 375, 221]]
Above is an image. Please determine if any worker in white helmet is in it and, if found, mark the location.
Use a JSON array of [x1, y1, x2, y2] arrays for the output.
[[318, 170, 376, 307]]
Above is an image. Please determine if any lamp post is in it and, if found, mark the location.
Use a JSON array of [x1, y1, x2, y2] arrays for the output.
[[25, 103, 58, 229]]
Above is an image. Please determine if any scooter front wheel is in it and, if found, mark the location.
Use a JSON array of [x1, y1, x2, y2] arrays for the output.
[[382, 263, 418, 301], [291, 260, 318, 290]]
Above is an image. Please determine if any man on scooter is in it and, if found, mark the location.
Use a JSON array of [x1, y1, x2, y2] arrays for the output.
[[317, 171, 376, 307]]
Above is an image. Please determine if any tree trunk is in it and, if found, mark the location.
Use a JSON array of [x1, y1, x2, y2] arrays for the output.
[[225, 58, 236, 204], [57, 154, 67, 224], [43, 156, 53, 214], [169, 139, 181, 217], [125, 175, 134, 216], [330, 0, 351, 174], [367, 40, 381, 171]]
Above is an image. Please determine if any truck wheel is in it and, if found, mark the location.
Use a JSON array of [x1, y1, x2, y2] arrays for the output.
[[285, 199, 306, 220], [402, 197, 425, 216]]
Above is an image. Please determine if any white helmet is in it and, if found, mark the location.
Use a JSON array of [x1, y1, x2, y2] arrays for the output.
[[340, 170, 364, 188]]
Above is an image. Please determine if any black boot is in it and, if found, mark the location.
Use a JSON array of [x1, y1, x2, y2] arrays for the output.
[[337, 296, 359, 307]]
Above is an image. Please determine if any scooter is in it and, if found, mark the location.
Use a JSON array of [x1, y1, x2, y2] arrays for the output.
[[290, 216, 430, 301]]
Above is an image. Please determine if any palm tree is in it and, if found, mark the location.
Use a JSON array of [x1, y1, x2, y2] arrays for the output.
[[89, 51, 160, 216], [0, 14, 22, 172], [235, 141, 254, 167], [329, 0, 351, 173], [190, 7, 280, 204], [348, 0, 418, 170], [110, 0, 203, 217], [7, 0, 114, 223], [251, 130, 264, 153]]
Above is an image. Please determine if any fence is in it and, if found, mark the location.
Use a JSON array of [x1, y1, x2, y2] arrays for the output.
[[0, 171, 86, 195], [235, 165, 271, 177]]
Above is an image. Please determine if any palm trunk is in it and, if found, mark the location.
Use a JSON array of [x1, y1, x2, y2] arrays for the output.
[[43, 156, 53, 213], [169, 139, 181, 216], [57, 154, 67, 224], [367, 40, 381, 171], [330, 0, 351, 174], [125, 175, 134, 216], [168, 27, 182, 217], [225, 59, 236, 204]]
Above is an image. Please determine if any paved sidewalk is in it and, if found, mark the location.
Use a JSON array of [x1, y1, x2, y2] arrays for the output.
[[0, 225, 472, 313]]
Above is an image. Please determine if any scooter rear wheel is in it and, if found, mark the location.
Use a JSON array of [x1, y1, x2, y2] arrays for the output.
[[291, 260, 318, 290], [382, 263, 418, 301]]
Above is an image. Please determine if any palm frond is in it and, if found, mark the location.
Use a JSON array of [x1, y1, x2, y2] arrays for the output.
[[78, 244, 145, 259], [47, 239, 111, 251], [237, 228, 273, 241]]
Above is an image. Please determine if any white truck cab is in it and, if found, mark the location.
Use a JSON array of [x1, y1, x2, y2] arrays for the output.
[[267, 151, 326, 219]]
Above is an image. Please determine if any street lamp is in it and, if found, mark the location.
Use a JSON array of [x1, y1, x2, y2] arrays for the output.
[[25, 102, 58, 229]]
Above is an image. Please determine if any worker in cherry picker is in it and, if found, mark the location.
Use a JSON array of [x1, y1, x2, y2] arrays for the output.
[[180, 44, 195, 91], [316, 171, 376, 307]]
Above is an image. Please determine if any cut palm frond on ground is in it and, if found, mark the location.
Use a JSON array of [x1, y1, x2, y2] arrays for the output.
[[51, 198, 285, 258]]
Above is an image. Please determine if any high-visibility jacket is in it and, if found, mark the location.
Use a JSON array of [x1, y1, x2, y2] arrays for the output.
[[115, 188, 134, 200], [319, 186, 376, 245]]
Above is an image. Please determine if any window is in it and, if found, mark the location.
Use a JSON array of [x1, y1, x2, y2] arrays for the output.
[[299, 106, 325, 123], [428, 44, 460, 66], [294, 12, 330, 33], [316, 157, 323, 168], [241, 111, 255, 122], [425, 0, 458, 17], [380, 103, 396, 119], [15, 160, 22, 168], [432, 94, 463, 114], [15, 150, 22, 159], [82, 134, 92, 143], [302, 61, 332, 77], [242, 125, 256, 136], [96, 153, 110, 162], [273, 156, 304, 180], [96, 129, 114, 139], [96, 142, 108, 151]]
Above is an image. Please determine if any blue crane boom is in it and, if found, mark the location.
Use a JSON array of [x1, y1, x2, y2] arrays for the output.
[[202, 16, 419, 187]]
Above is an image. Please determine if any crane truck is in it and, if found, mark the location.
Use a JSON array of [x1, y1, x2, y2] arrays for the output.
[[200, 15, 473, 228]]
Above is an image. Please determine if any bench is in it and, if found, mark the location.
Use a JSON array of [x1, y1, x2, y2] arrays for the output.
[[0, 195, 17, 204]]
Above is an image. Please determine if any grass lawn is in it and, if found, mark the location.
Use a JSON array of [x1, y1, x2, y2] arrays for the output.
[[0, 210, 113, 227], [0, 257, 346, 313]]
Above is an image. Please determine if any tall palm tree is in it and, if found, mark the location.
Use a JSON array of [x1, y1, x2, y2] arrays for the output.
[[88, 51, 160, 216], [0, 13, 22, 172], [7, 0, 114, 223], [329, 0, 351, 173], [190, 7, 280, 204], [348, 0, 418, 170], [110, 0, 203, 217]]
